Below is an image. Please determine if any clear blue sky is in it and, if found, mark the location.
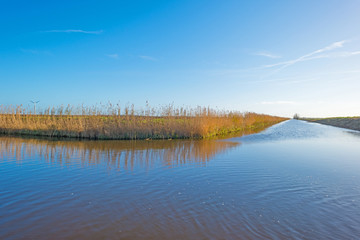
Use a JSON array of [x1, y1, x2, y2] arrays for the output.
[[1, 0, 360, 117]]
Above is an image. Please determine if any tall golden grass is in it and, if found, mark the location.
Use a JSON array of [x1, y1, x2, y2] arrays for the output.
[[0, 104, 287, 139]]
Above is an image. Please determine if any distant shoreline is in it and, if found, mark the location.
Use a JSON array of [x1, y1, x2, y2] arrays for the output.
[[300, 117, 360, 131]]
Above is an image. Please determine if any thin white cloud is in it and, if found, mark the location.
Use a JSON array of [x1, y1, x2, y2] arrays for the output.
[[252, 76, 319, 85], [20, 48, 52, 55], [264, 55, 326, 68], [21, 49, 40, 54], [44, 29, 103, 34], [261, 101, 298, 105], [253, 51, 281, 59], [252, 69, 360, 85], [349, 51, 360, 55], [334, 51, 360, 57], [106, 53, 119, 59], [287, 50, 360, 61], [265, 40, 348, 72], [139, 55, 157, 61]]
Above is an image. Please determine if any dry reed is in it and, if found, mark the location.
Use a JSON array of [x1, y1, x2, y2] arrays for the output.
[[0, 104, 287, 139]]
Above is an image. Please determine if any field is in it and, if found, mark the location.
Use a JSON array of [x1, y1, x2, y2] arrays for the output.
[[0, 104, 287, 140], [302, 117, 360, 131]]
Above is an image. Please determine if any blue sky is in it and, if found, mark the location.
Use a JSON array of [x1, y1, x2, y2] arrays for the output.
[[1, 0, 360, 117]]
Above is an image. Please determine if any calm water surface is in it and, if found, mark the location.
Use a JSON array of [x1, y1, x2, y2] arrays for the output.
[[1, 120, 360, 239]]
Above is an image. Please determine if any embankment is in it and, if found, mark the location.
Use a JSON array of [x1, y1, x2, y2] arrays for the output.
[[302, 117, 360, 131]]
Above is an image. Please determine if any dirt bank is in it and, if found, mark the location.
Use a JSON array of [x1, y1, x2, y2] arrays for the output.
[[303, 117, 360, 131]]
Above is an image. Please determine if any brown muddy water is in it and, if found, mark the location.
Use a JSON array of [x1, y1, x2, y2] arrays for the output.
[[1, 120, 360, 239]]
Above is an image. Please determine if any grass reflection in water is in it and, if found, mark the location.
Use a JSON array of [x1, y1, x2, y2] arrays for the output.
[[0, 136, 241, 170]]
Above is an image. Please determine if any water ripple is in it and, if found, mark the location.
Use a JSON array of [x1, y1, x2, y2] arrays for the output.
[[1, 120, 360, 239]]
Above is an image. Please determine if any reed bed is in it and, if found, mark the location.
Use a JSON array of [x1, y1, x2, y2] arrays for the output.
[[0, 104, 287, 139]]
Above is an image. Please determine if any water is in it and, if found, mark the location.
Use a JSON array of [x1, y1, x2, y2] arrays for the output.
[[1, 120, 360, 239]]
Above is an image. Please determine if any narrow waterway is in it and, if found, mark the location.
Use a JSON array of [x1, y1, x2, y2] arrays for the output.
[[1, 120, 360, 239]]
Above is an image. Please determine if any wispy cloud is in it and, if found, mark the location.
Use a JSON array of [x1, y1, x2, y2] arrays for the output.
[[139, 55, 157, 61], [106, 53, 119, 59], [252, 76, 319, 85], [253, 51, 281, 59], [332, 51, 360, 57], [261, 101, 298, 105], [44, 29, 103, 34], [265, 40, 348, 72], [21, 49, 52, 55], [252, 69, 360, 85]]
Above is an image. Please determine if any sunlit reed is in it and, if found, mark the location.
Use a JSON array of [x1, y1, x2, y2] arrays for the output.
[[0, 103, 287, 139]]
